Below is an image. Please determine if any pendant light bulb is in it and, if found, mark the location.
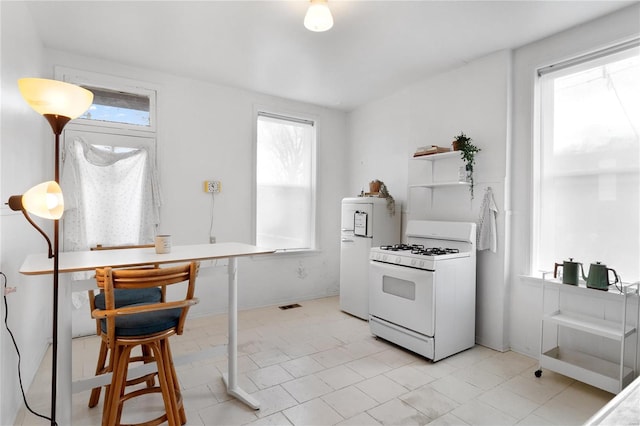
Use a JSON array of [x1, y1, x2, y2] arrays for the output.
[[304, 0, 333, 32]]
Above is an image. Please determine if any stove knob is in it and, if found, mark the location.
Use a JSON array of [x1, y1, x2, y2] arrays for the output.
[[419, 260, 425, 268], [396, 256, 401, 263], [382, 254, 387, 261], [411, 259, 417, 266]]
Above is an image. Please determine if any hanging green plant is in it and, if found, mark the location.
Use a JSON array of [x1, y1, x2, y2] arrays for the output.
[[452, 132, 481, 199]]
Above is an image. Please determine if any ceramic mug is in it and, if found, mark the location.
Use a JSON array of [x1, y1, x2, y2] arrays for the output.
[[155, 235, 172, 254]]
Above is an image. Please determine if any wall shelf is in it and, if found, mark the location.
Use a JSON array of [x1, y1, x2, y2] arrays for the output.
[[410, 182, 471, 189], [412, 151, 460, 161]]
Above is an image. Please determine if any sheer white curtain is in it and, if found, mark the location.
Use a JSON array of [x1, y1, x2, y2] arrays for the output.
[[62, 135, 161, 336], [62, 136, 161, 252]]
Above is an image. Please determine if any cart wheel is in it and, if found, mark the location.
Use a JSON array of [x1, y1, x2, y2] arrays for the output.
[[534, 369, 542, 378]]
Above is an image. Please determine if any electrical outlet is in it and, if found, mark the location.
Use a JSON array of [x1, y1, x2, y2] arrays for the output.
[[209, 236, 216, 244], [203, 180, 221, 193]]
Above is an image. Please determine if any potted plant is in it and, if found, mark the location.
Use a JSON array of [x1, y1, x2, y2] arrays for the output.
[[452, 132, 471, 151], [370, 179, 396, 216], [452, 132, 480, 198]]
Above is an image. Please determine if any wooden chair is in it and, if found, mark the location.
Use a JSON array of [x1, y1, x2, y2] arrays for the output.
[[87, 244, 160, 408], [92, 262, 199, 426]]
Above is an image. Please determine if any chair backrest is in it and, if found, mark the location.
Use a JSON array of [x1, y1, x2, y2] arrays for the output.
[[88, 244, 162, 336], [93, 262, 200, 348]]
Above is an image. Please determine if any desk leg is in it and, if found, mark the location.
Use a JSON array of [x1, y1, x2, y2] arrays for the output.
[[57, 274, 72, 424], [222, 257, 260, 409]]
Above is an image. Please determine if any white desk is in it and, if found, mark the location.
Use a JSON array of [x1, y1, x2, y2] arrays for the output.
[[20, 242, 275, 424]]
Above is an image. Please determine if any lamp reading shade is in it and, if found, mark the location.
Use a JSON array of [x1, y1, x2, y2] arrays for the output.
[[304, 0, 333, 32], [18, 78, 93, 120], [21, 181, 64, 220]]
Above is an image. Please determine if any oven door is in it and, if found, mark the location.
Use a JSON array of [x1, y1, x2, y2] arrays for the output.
[[369, 260, 434, 336]]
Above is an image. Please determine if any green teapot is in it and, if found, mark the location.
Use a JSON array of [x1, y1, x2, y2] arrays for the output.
[[554, 258, 583, 285], [583, 261, 620, 290]]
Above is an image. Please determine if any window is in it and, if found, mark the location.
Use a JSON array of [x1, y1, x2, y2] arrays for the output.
[[79, 86, 151, 127], [57, 66, 156, 132], [533, 40, 640, 282], [255, 111, 316, 251], [54, 68, 160, 251]]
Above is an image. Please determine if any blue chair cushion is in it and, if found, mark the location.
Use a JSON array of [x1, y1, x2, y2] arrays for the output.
[[94, 287, 162, 310], [100, 302, 182, 337]]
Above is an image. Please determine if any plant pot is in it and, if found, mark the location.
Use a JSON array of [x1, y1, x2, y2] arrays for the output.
[[452, 141, 462, 151], [369, 180, 381, 193]]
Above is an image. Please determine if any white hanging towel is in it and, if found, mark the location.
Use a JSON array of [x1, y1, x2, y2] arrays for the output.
[[477, 187, 498, 252]]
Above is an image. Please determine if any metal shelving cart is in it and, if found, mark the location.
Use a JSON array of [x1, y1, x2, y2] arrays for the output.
[[536, 273, 639, 394]]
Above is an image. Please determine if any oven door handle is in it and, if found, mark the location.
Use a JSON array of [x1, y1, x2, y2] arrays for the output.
[[341, 238, 354, 243]]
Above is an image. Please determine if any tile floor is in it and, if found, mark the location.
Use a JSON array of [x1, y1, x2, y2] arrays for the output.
[[16, 296, 613, 425]]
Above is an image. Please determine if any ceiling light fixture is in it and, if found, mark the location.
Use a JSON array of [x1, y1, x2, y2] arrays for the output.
[[304, 0, 333, 32]]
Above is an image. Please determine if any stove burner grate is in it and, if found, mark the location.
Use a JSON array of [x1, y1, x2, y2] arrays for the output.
[[413, 247, 460, 256], [380, 244, 460, 256], [380, 244, 424, 252]]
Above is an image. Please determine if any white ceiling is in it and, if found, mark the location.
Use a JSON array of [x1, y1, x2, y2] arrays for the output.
[[25, 1, 636, 111]]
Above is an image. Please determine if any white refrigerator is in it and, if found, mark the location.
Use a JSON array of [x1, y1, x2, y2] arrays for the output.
[[340, 197, 400, 319]]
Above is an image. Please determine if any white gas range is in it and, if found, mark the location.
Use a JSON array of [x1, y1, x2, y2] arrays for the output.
[[369, 220, 477, 361]]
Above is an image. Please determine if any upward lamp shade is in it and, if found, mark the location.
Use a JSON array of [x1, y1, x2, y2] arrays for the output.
[[18, 78, 93, 119], [10, 181, 64, 220]]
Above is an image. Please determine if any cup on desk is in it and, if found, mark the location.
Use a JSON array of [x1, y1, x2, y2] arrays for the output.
[[155, 235, 172, 254]]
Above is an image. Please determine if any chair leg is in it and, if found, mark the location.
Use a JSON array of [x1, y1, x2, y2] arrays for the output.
[[165, 340, 186, 425], [151, 340, 179, 426], [141, 344, 156, 389], [89, 340, 109, 408], [101, 342, 117, 422], [104, 344, 132, 426], [101, 339, 184, 426], [115, 345, 136, 426], [102, 344, 120, 426]]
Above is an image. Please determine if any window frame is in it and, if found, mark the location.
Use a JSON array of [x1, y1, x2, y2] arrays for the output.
[[54, 68, 160, 251], [532, 39, 640, 279], [252, 106, 318, 253], [55, 66, 157, 134]]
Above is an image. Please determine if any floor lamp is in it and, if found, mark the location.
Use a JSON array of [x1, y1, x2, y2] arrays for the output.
[[17, 78, 93, 425]]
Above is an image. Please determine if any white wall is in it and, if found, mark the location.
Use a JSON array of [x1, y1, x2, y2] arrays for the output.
[[509, 4, 640, 358], [348, 50, 512, 351], [0, 2, 54, 424], [42, 49, 350, 318]]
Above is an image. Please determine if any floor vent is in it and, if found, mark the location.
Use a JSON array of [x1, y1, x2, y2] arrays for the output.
[[279, 303, 301, 310]]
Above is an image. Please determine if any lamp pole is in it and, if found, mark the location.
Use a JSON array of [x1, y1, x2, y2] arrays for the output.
[[42, 113, 70, 425], [45, 116, 68, 426]]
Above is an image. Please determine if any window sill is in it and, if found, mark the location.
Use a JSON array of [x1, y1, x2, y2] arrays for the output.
[[518, 274, 544, 287], [518, 271, 560, 287], [249, 248, 321, 260], [273, 248, 321, 256]]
